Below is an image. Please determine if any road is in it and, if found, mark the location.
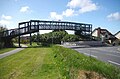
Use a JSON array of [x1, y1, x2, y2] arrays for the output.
[[63, 45, 120, 67], [0, 44, 27, 59]]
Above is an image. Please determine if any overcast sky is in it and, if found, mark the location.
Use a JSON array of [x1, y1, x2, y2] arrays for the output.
[[0, 0, 120, 34]]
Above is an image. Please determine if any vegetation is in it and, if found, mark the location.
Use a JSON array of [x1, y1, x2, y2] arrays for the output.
[[32, 30, 81, 44], [0, 25, 7, 32], [0, 41, 4, 49], [52, 46, 120, 79], [0, 45, 120, 79], [62, 34, 79, 42], [13, 37, 30, 44], [0, 46, 60, 79], [0, 25, 8, 49], [12, 30, 91, 46], [0, 48, 16, 54]]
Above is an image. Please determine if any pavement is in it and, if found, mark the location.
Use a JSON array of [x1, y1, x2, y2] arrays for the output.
[[62, 45, 120, 67], [0, 44, 27, 59]]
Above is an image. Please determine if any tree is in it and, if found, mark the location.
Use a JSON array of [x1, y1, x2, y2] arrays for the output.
[[32, 30, 68, 44], [0, 25, 8, 48], [62, 34, 79, 42], [32, 34, 37, 42], [31, 30, 83, 44], [0, 25, 7, 32]]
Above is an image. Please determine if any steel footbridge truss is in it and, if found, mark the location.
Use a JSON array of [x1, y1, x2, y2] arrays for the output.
[[0, 20, 92, 47]]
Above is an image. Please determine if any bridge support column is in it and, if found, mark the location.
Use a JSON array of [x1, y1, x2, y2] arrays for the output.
[[18, 35, 20, 47], [18, 24, 21, 47], [37, 31, 39, 45], [37, 22, 39, 45], [30, 33, 32, 46]]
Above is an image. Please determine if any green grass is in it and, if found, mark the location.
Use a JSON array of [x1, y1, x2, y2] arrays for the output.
[[0, 47, 61, 79], [26, 42, 39, 47], [0, 48, 16, 54], [0, 45, 120, 79], [52, 46, 120, 79]]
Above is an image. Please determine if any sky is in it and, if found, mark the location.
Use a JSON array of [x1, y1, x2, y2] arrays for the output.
[[0, 0, 120, 34]]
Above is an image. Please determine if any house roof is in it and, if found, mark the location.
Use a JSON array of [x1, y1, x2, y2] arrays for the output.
[[92, 27, 113, 35], [115, 31, 120, 36], [92, 27, 117, 40], [100, 29, 113, 36], [92, 28, 98, 34]]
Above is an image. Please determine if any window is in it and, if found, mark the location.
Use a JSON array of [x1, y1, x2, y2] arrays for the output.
[[105, 35, 108, 38]]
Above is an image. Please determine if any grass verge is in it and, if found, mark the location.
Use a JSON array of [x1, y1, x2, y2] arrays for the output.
[[0, 45, 120, 79], [0, 48, 16, 54], [52, 45, 120, 79], [0, 46, 61, 79]]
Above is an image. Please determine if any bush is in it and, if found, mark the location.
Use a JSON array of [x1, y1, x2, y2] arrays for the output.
[[62, 34, 79, 42], [0, 41, 4, 49], [32, 30, 68, 44]]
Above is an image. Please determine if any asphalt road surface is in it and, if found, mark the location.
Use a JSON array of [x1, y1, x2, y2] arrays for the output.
[[63, 45, 120, 67]]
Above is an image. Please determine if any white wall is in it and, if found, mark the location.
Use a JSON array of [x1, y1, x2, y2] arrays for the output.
[[92, 30, 98, 37], [115, 33, 120, 39]]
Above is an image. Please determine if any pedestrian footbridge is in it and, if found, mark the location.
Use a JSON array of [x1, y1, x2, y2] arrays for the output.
[[0, 20, 92, 47]]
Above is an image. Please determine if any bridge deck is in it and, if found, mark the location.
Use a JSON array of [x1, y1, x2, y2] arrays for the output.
[[0, 20, 92, 38]]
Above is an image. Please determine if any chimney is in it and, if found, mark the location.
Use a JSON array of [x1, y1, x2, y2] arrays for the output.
[[97, 27, 101, 38]]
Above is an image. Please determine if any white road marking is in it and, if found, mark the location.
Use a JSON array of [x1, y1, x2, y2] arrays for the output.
[[83, 53, 98, 58], [106, 53, 120, 58], [108, 60, 120, 66], [88, 49, 120, 58], [117, 48, 120, 52], [91, 55, 98, 58], [84, 53, 90, 56]]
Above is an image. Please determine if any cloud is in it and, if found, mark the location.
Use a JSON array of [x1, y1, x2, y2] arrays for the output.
[[50, 9, 74, 20], [67, 0, 97, 13], [79, 3, 97, 13], [67, 0, 81, 8], [2, 14, 12, 20], [107, 12, 120, 21], [62, 9, 74, 17], [20, 6, 31, 13], [0, 14, 12, 26], [50, 12, 63, 20], [49, 0, 98, 20], [0, 20, 11, 25]]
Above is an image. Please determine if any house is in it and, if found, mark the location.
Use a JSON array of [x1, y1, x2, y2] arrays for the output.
[[115, 31, 120, 39], [115, 31, 120, 45], [92, 27, 118, 45]]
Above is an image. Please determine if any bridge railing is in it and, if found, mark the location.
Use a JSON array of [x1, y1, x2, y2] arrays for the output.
[[0, 25, 39, 38], [0, 20, 92, 38], [29, 20, 92, 31], [0, 29, 19, 37]]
